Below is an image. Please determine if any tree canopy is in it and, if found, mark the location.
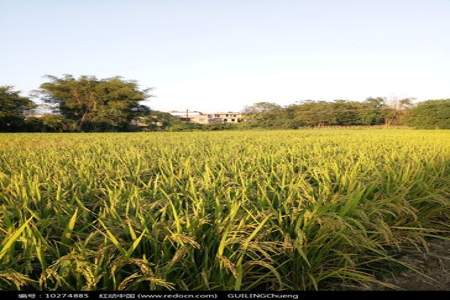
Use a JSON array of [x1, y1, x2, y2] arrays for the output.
[[407, 99, 450, 129], [38, 75, 152, 131], [243, 102, 282, 114], [0, 86, 35, 131], [242, 98, 406, 128]]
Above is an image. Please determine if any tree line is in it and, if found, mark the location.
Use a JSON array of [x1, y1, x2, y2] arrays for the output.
[[242, 98, 410, 128], [241, 98, 450, 129], [1, 74, 450, 132]]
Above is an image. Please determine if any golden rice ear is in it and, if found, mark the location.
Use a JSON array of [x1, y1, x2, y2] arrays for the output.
[[0, 271, 34, 290], [0, 130, 449, 290]]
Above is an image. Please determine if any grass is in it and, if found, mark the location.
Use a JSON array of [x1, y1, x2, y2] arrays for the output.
[[0, 129, 449, 290]]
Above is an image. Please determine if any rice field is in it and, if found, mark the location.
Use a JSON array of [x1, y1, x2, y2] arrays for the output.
[[0, 129, 449, 291]]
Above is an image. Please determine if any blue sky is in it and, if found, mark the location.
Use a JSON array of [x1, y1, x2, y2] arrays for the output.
[[1, 0, 450, 112]]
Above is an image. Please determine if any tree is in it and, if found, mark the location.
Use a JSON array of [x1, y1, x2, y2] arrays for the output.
[[384, 98, 414, 127], [360, 97, 389, 125], [38, 75, 151, 131], [243, 102, 281, 114], [289, 101, 335, 127], [407, 99, 450, 129], [242, 102, 286, 128], [333, 100, 365, 125], [0, 86, 35, 131]]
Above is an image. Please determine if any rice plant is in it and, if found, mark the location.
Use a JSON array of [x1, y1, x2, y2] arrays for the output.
[[0, 129, 449, 290]]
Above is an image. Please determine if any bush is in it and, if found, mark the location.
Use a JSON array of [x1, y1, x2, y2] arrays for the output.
[[25, 115, 77, 132]]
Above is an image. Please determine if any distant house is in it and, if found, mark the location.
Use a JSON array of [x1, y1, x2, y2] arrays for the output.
[[168, 110, 246, 124]]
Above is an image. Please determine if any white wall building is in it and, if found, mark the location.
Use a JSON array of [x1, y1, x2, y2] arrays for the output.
[[168, 110, 245, 124]]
